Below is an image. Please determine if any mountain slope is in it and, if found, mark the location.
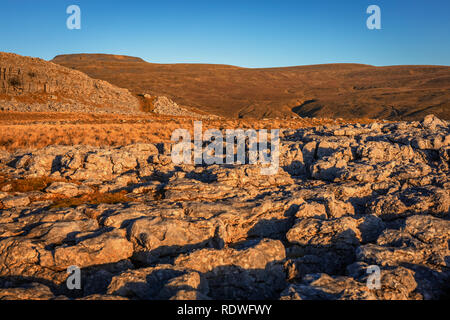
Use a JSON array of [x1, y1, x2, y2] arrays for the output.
[[52, 54, 450, 120], [0, 52, 140, 113]]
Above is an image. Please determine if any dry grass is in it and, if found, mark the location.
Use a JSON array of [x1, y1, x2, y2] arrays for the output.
[[0, 123, 171, 151], [50, 190, 133, 208], [0, 112, 378, 152], [0, 93, 65, 105], [0, 174, 65, 193], [0, 173, 134, 208]]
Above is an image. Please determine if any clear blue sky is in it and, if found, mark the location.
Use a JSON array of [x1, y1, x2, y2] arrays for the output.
[[1, 0, 449, 67]]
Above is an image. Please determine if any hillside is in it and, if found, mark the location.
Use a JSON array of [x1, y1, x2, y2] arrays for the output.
[[52, 54, 450, 120], [0, 52, 140, 113]]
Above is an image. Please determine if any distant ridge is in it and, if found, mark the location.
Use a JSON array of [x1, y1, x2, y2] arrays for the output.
[[53, 53, 146, 63], [52, 54, 450, 120]]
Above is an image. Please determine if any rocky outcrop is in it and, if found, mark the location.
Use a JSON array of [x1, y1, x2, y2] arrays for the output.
[[0, 115, 448, 300], [0, 52, 140, 114], [151, 96, 216, 119]]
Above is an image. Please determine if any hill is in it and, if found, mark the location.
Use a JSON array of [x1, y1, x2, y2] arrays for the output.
[[52, 54, 450, 120], [0, 52, 140, 113]]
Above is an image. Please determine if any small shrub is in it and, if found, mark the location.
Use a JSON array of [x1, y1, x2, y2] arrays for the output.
[[138, 95, 156, 113], [8, 76, 22, 88]]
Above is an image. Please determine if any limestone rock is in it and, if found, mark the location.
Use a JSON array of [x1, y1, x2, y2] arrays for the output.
[[53, 229, 133, 269], [0, 283, 55, 300], [0, 115, 448, 300], [46, 182, 93, 197]]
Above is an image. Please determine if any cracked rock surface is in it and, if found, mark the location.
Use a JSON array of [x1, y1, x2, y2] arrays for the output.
[[0, 115, 448, 300]]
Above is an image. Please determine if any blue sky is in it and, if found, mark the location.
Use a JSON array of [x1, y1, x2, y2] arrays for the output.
[[1, 0, 449, 67]]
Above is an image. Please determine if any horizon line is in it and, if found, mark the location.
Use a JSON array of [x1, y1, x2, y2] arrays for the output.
[[3, 51, 450, 69]]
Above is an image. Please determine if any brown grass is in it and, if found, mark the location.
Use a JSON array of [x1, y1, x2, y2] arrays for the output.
[[0, 174, 66, 193], [0, 123, 170, 151], [0, 92, 68, 105], [0, 112, 377, 152], [50, 190, 134, 208], [0, 173, 134, 208]]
